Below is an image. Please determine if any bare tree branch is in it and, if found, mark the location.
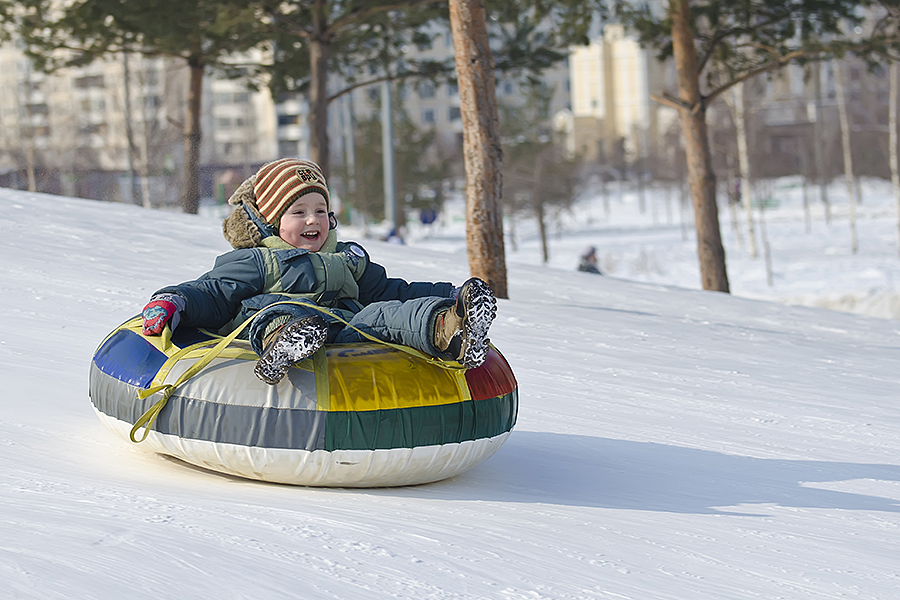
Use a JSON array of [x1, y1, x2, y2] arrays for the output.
[[328, 0, 441, 34], [650, 91, 692, 112]]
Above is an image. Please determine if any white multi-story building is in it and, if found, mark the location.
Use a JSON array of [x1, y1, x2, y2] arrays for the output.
[[565, 24, 678, 166], [0, 40, 279, 203]]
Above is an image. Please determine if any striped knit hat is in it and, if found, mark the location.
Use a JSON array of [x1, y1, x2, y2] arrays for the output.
[[253, 158, 330, 226]]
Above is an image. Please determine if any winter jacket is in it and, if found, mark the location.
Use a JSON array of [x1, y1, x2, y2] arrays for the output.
[[155, 173, 452, 335], [156, 238, 453, 335]]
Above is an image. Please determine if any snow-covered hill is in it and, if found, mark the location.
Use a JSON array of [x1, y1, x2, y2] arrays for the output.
[[2, 188, 899, 599]]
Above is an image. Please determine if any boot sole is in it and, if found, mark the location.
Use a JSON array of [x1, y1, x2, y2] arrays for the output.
[[254, 317, 328, 385], [458, 278, 497, 369]]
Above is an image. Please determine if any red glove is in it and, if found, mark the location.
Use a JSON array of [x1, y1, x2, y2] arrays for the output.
[[141, 294, 184, 336]]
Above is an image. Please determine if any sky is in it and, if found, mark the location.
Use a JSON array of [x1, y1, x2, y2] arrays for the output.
[[1, 182, 899, 599]]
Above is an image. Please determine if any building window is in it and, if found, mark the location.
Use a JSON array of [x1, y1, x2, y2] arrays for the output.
[[278, 140, 298, 156], [78, 123, 103, 135], [74, 75, 104, 89], [18, 81, 42, 94], [278, 114, 299, 126], [419, 80, 436, 99], [217, 117, 231, 128], [770, 135, 798, 154], [422, 108, 435, 124], [449, 106, 461, 121], [448, 83, 458, 96], [20, 125, 51, 138], [215, 92, 251, 104], [502, 81, 514, 95]]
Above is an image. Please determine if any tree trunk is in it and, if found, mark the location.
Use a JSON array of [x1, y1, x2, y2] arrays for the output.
[[181, 58, 203, 214], [449, 0, 508, 298], [732, 82, 758, 258], [890, 62, 900, 257], [670, 0, 729, 292], [813, 64, 831, 223], [534, 155, 549, 263], [834, 61, 858, 254], [309, 7, 331, 179], [26, 141, 36, 193]]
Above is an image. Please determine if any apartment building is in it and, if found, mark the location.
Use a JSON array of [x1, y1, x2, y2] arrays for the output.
[[565, 24, 678, 168], [741, 59, 894, 180], [0, 41, 279, 204]]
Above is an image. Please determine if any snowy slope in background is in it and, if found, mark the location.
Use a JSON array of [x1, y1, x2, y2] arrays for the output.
[[402, 176, 900, 321], [1, 188, 899, 599]]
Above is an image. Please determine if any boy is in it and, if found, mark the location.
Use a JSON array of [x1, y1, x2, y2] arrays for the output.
[[141, 158, 497, 385]]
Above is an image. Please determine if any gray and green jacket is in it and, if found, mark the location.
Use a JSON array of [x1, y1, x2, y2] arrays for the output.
[[156, 236, 453, 335]]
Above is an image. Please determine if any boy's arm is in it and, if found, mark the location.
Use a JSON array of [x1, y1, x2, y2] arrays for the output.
[[352, 246, 454, 304], [152, 249, 267, 331]]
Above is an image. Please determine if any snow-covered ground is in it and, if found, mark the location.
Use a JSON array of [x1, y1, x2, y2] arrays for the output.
[[2, 184, 899, 599]]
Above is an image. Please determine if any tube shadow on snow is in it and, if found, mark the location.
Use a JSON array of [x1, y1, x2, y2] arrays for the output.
[[406, 431, 900, 515], [149, 432, 900, 516]]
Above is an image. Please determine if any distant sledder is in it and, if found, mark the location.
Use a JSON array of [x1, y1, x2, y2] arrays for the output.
[[578, 246, 603, 275]]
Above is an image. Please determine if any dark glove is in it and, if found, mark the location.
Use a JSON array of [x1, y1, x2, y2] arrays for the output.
[[141, 293, 185, 336]]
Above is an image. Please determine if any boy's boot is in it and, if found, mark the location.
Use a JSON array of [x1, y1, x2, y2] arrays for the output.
[[254, 315, 328, 385], [434, 277, 497, 368]]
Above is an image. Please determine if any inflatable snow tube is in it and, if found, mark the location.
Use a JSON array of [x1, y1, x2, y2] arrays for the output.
[[89, 317, 518, 487]]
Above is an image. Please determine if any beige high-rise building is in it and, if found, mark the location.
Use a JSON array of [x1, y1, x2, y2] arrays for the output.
[[566, 24, 678, 168]]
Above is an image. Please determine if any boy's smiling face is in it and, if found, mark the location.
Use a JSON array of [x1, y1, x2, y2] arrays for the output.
[[278, 192, 330, 251]]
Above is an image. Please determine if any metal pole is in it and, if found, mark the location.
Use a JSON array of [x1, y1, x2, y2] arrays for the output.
[[122, 51, 139, 205], [381, 80, 398, 234]]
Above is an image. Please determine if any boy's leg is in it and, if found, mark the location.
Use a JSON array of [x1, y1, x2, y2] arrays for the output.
[[335, 278, 497, 368], [334, 297, 449, 354], [433, 278, 497, 368], [249, 302, 328, 385]]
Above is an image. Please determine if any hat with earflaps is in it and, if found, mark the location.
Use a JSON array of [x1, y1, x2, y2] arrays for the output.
[[222, 158, 338, 251]]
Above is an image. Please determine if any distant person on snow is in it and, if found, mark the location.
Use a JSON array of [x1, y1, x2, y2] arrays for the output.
[[139, 158, 497, 385], [577, 246, 603, 275]]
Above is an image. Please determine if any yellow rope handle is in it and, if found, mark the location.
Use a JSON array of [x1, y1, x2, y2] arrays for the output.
[[290, 301, 466, 372], [129, 300, 465, 443], [130, 315, 257, 442]]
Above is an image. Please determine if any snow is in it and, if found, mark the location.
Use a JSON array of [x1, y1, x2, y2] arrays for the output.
[[2, 182, 900, 599]]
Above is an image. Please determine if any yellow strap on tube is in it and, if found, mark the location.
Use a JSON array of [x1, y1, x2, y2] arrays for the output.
[[130, 314, 257, 443], [129, 300, 464, 443]]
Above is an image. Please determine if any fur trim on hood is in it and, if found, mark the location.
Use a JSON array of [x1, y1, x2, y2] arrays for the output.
[[222, 175, 268, 249]]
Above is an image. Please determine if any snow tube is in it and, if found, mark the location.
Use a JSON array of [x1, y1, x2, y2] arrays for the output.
[[89, 317, 518, 487]]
